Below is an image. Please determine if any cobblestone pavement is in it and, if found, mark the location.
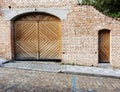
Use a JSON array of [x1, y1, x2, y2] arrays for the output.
[[0, 67, 120, 92]]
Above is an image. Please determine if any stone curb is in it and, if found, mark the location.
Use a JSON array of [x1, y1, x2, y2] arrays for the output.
[[3, 61, 120, 79], [60, 70, 120, 79]]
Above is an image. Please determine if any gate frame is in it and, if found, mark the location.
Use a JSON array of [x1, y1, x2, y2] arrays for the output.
[[11, 12, 62, 61]]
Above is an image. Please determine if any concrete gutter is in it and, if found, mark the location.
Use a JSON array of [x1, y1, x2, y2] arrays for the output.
[[3, 61, 120, 78], [60, 65, 120, 79]]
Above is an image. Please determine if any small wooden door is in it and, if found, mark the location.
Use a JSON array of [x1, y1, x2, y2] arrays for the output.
[[99, 30, 110, 63], [14, 13, 61, 60]]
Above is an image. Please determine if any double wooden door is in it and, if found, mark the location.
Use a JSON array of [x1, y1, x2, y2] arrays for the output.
[[14, 20, 61, 60]]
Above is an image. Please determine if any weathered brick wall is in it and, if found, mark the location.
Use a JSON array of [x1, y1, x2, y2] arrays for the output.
[[0, 0, 75, 8], [62, 6, 98, 66], [111, 20, 120, 68], [62, 5, 120, 67], [0, 0, 120, 67], [0, 16, 11, 60]]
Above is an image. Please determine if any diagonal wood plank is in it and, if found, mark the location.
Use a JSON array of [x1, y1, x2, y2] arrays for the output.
[[15, 21, 38, 60], [39, 21, 61, 59], [17, 13, 60, 21]]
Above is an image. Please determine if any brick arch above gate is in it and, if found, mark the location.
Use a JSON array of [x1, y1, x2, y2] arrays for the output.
[[2, 8, 70, 20]]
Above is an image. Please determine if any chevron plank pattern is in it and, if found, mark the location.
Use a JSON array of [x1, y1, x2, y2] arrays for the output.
[[39, 21, 61, 59], [15, 21, 38, 60], [14, 14, 61, 60], [16, 13, 60, 21], [99, 30, 110, 63]]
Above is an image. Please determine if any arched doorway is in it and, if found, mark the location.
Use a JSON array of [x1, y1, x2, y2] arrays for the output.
[[98, 29, 110, 63], [12, 12, 61, 61]]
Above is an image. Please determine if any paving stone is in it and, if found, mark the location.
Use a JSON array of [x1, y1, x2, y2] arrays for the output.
[[0, 67, 120, 92]]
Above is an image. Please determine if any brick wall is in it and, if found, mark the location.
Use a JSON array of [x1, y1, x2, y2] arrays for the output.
[[0, 0, 120, 67], [61, 5, 120, 67], [0, 0, 75, 8], [0, 16, 11, 60]]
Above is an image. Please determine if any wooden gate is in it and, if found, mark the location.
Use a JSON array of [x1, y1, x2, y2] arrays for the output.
[[98, 30, 110, 63], [14, 13, 61, 60]]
